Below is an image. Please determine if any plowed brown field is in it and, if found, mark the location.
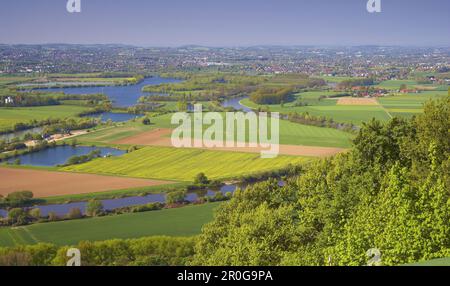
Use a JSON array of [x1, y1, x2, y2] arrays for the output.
[[0, 167, 172, 198]]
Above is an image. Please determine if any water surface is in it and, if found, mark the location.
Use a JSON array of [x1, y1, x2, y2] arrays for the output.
[[0, 184, 239, 217], [222, 97, 252, 112], [7, 145, 125, 167], [0, 127, 44, 142], [83, 112, 143, 123], [36, 77, 182, 107]]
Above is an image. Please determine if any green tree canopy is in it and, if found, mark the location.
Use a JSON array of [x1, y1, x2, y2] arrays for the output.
[[193, 97, 450, 266]]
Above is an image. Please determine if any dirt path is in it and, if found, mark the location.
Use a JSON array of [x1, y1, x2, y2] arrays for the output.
[[0, 167, 172, 198], [48, 130, 89, 142], [114, 128, 345, 157]]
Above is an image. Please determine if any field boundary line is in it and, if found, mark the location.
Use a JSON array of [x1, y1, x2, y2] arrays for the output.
[[6, 229, 20, 246], [22, 227, 41, 244], [7, 228, 27, 246], [377, 99, 393, 119]]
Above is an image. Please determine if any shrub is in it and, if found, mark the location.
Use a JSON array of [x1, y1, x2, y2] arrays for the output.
[[131, 203, 163, 213], [142, 117, 151, 125], [8, 208, 28, 225], [29, 208, 41, 219], [48, 212, 59, 221], [194, 173, 210, 186], [3, 191, 34, 208], [86, 200, 104, 217], [67, 208, 83, 219], [166, 191, 187, 205]]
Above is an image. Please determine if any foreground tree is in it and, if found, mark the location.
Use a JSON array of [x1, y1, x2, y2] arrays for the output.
[[193, 97, 450, 266]]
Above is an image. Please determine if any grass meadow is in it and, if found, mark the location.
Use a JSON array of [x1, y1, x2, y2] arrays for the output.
[[0, 203, 220, 247], [0, 105, 89, 131], [378, 91, 448, 118]]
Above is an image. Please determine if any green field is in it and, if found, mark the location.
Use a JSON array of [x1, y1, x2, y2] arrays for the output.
[[241, 90, 449, 124], [77, 112, 353, 148], [404, 257, 450, 266], [148, 112, 354, 148], [76, 121, 155, 144], [0, 105, 89, 131], [0, 203, 219, 247], [241, 97, 391, 125], [378, 92, 448, 118], [62, 146, 310, 181], [278, 119, 353, 147]]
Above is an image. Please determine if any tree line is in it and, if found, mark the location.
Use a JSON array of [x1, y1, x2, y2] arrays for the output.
[[0, 236, 195, 266], [337, 78, 375, 90], [0, 93, 107, 108]]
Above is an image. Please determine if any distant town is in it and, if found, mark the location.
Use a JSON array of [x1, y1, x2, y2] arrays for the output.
[[1, 45, 449, 82]]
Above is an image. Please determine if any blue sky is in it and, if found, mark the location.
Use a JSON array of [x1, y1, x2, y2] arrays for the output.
[[0, 0, 449, 46]]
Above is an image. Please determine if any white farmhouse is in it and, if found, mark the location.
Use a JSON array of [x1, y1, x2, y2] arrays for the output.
[[4, 97, 14, 104]]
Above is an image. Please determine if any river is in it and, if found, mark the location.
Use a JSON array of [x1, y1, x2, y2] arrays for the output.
[[7, 145, 125, 167], [32, 76, 182, 108], [0, 184, 239, 218], [221, 96, 252, 112]]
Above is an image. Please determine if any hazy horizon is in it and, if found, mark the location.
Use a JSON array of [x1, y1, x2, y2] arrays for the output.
[[1, 43, 450, 48], [1, 0, 449, 46]]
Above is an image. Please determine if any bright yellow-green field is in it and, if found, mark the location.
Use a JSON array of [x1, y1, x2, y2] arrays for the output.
[[62, 146, 309, 181]]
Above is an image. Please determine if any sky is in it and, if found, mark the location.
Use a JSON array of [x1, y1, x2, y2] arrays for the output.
[[0, 0, 449, 46]]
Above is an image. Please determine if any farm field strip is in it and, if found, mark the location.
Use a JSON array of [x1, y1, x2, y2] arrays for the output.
[[62, 146, 310, 181], [0, 203, 220, 247], [0, 167, 173, 198], [378, 92, 448, 117], [336, 97, 379, 106], [113, 128, 346, 157]]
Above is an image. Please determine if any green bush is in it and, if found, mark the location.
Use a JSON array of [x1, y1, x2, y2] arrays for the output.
[[166, 191, 187, 205], [86, 200, 104, 217]]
